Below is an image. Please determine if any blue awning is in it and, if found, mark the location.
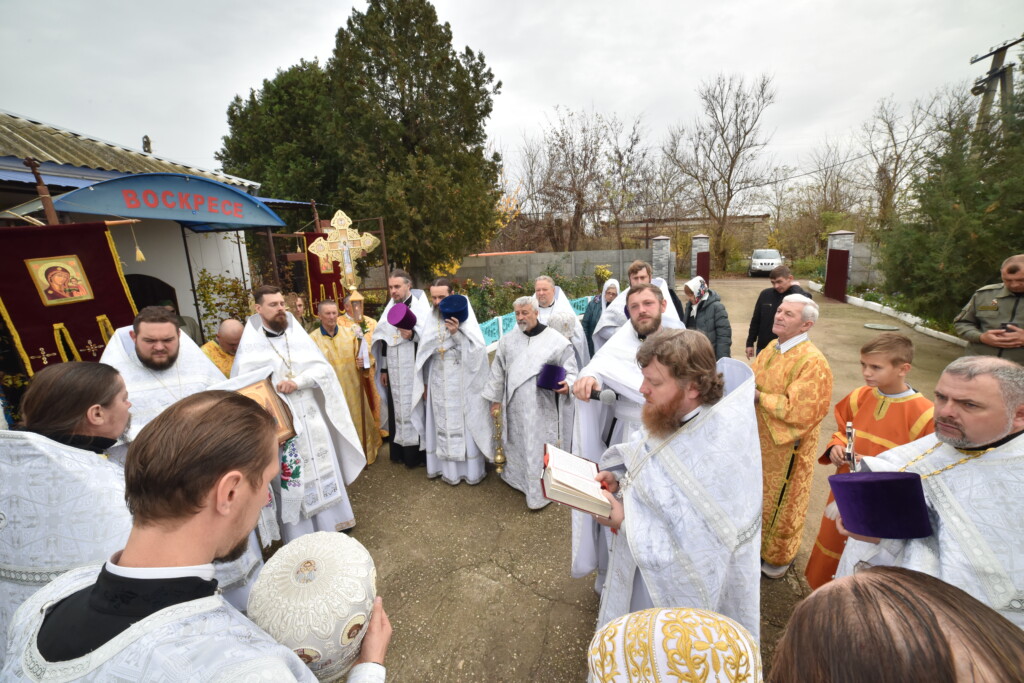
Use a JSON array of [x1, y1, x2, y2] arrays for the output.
[[5, 173, 286, 232]]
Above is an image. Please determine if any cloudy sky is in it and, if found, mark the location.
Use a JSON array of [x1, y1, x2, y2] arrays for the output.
[[3, 1, 1021, 189]]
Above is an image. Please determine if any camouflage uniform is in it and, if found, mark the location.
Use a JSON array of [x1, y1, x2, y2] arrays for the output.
[[953, 283, 1024, 364]]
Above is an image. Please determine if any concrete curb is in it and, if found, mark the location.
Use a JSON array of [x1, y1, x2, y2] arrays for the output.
[[806, 281, 967, 348]]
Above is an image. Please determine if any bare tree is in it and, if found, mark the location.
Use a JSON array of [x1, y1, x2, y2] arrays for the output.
[[665, 74, 776, 269], [860, 96, 934, 232], [603, 115, 648, 248], [807, 137, 861, 215], [537, 107, 609, 251]]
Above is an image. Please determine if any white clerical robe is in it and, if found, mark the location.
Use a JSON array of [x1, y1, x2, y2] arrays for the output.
[[570, 317, 686, 589], [837, 432, 1024, 629], [1, 565, 317, 681], [536, 286, 590, 370], [595, 358, 762, 640], [591, 278, 683, 352], [0, 432, 131, 666], [233, 313, 366, 541], [99, 326, 225, 453], [99, 325, 261, 608], [415, 304, 493, 485], [482, 326, 578, 509], [371, 292, 432, 448]]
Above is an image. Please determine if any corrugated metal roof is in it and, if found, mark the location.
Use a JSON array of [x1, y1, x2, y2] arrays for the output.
[[0, 110, 259, 191], [0, 168, 96, 188]]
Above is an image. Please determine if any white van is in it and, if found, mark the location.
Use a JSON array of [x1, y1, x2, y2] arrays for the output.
[[748, 249, 783, 276]]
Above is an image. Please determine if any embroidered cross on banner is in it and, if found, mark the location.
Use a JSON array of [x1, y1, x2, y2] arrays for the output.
[[30, 347, 57, 366], [78, 339, 104, 358]]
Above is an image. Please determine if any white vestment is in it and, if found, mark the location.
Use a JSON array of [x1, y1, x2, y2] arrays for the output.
[[233, 314, 365, 541], [482, 326, 578, 509], [415, 304, 493, 485], [591, 278, 683, 352], [837, 432, 1024, 629], [596, 359, 762, 640], [99, 326, 225, 452], [1, 565, 317, 682], [0, 432, 131, 666], [371, 292, 432, 447], [536, 286, 590, 370], [99, 325, 261, 607], [570, 317, 687, 588]]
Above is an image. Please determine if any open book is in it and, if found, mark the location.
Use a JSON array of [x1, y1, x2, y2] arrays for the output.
[[541, 443, 612, 517]]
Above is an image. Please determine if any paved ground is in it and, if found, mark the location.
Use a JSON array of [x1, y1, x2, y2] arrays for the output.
[[343, 276, 963, 681]]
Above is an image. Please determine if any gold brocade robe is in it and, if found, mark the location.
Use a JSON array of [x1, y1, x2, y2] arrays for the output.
[[753, 339, 833, 566], [310, 323, 383, 464], [200, 340, 234, 377]]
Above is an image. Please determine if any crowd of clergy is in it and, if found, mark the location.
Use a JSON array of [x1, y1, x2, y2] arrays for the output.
[[2, 257, 1024, 681]]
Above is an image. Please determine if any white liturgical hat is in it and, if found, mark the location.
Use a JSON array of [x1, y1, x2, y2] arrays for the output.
[[248, 531, 377, 681]]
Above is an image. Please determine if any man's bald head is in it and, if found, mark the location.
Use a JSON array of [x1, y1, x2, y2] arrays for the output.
[[1001, 254, 1024, 294], [217, 319, 244, 355]]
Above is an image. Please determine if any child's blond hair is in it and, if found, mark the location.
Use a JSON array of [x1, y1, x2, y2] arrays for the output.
[[860, 332, 914, 366]]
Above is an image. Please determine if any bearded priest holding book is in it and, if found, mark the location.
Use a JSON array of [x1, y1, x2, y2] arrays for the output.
[[233, 285, 366, 540], [592, 329, 762, 640]]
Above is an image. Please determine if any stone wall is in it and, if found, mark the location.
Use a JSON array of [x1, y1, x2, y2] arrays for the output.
[[849, 242, 884, 287], [451, 247, 676, 287]]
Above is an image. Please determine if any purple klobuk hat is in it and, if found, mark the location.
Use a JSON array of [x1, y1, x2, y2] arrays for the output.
[[438, 294, 469, 323], [387, 302, 417, 330], [537, 363, 567, 391], [829, 472, 933, 539]]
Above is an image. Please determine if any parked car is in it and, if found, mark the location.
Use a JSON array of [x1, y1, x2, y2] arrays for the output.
[[748, 249, 783, 277]]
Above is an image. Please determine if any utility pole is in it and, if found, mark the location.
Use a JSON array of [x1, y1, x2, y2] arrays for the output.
[[970, 34, 1023, 135]]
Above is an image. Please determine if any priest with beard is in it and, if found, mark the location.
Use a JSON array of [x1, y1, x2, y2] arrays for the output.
[[0, 363, 133, 664], [99, 306, 259, 610], [482, 296, 577, 508], [371, 270, 432, 468], [836, 356, 1024, 628], [590, 260, 684, 353], [592, 329, 761, 640], [232, 285, 365, 540], [569, 283, 684, 591], [2, 391, 391, 682], [414, 278, 493, 485]]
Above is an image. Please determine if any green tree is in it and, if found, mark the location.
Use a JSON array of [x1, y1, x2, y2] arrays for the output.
[[217, 1, 502, 283], [327, 0, 502, 281], [881, 88, 1024, 323]]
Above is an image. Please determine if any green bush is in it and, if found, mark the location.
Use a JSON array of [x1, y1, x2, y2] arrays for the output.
[[790, 255, 825, 279]]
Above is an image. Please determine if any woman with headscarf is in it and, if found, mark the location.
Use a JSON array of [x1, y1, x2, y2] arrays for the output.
[[683, 276, 732, 359], [582, 278, 619, 357]]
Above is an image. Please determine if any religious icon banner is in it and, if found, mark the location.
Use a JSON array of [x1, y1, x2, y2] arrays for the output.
[[302, 231, 345, 315], [0, 222, 137, 375]]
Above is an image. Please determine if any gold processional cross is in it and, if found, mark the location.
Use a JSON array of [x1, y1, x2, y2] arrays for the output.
[[306, 210, 381, 289]]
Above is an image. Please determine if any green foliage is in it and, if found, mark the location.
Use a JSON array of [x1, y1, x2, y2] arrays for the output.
[[541, 264, 599, 299], [194, 269, 251, 337], [451, 277, 527, 320], [881, 91, 1024, 324], [790, 255, 826, 279], [218, 0, 503, 283]]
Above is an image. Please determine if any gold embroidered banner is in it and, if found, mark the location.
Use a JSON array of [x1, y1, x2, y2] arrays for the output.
[[0, 223, 137, 375]]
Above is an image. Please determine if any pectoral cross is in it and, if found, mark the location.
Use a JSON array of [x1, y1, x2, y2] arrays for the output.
[[78, 339, 104, 358], [437, 345, 447, 360], [30, 347, 57, 366], [392, 332, 399, 344]]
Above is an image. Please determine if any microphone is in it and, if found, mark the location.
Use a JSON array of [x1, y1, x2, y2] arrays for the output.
[[590, 388, 618, 405]]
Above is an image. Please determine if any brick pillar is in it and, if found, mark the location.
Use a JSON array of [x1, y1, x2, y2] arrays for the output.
[[691, 234, 710, 282], [652, 235, 673, 287]]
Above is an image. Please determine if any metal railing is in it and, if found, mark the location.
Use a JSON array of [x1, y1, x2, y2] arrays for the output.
[[479, 297, 590, 345]]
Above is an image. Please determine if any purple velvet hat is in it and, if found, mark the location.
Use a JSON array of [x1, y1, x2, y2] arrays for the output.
[[386, 302, 417, 330], [536, 363, 567, 391], [438, 294, 469, 323], [829, 472, 933, 539]]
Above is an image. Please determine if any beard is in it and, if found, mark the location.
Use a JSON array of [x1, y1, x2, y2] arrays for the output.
[[631, 312, 662, 338], [265, 311, 288, 333], [642, 394, 684, 438], [119, 415, 132, 443], [213, 534, 251, 564], [137, 349, 179, 371], [935, 413, 1015, 449]]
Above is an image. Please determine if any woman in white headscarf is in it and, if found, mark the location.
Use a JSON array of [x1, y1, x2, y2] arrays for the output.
[[582, 278, 619, 357], [683, 276, 732, 359]]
